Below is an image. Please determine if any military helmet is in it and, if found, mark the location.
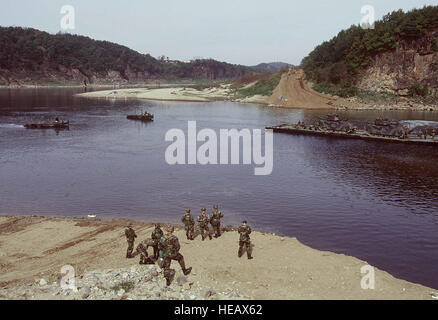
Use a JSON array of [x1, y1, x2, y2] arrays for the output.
[[165, 225, 175, 233], [213, 205, 219, 210], [155, 223, 161, 228], [186, 209, 191, 213], [201, 208, 206, 212], [126, 223, 133, 227]]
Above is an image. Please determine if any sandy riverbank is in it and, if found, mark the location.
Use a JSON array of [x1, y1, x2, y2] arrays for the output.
[[75, 69, 438, 111], [75, 75, 341, 108], [0, 215, 436, 300], [76, 85, 242, 103], [73, 69, 351, 109]]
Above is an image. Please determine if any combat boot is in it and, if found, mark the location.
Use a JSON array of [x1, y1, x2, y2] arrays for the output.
[[183, 267, 192, 276], [166, 269, 176, 286]]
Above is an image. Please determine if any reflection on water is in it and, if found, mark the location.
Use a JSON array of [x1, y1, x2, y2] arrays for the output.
[[0, 88, 438, 289]]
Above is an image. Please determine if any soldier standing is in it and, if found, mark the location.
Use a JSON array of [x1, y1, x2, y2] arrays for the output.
[[210, 205, 224, 238], [151, 224, 164, 260], [238, 220, 253, 260], [125, 223, 137, 258], [197, 208, 212, 241], [181, 209, 195, 240], [135, 238, 155, 264], [158, 225, 192, 286]]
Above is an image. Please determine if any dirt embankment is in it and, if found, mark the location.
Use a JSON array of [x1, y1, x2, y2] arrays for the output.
[[0, 215, 436, 300], [267, 69, 354, 109]]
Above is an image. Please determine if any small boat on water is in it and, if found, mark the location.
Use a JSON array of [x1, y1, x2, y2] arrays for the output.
[[24, 121, 70, 130], [127, 112, 154, 122], [267, 115, 438, 146]]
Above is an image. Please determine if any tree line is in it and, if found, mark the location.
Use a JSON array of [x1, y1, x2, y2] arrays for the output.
[[301, 5, 438, 97], [0, 27, 250, 81]]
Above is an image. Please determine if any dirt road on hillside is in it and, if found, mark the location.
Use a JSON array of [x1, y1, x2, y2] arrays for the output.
[[268, 69, 356, 109]]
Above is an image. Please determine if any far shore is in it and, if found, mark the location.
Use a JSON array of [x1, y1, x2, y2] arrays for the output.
[[0, 215, 437, 300], [0, 83, 198, 90], [75, 86, 270, 106], [2, 76, 436, 112], [75, 83, 438, 112]]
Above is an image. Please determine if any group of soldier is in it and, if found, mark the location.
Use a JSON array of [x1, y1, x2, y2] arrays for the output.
[[417, 128, 437, 140], [181, 205, 223, 241], [124, 205, 253, 286]]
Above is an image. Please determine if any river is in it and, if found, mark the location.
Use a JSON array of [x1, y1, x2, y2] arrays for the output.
[[0, 87, 437, 289]]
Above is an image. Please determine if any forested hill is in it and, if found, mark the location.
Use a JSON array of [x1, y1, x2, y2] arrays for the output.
[[301, 5, 438, 97], [0, 27, 251, 85], [251, 62, 294, 73]]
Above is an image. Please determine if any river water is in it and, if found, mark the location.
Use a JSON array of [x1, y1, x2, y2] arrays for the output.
[[1, 87, 437, 290]]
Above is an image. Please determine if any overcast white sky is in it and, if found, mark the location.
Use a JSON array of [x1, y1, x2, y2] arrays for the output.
[[1, 0, 437, 65]]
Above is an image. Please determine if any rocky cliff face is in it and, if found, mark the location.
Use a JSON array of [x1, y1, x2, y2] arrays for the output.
[[0, 62, 248, 86], [356, 30, 438, 96], [0, 66, 157, 86]]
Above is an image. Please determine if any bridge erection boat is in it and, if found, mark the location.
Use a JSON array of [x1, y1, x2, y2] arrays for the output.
[[266, 115, 438, 146], [24, 121, 70, 130], [127, 112, 154, 122]]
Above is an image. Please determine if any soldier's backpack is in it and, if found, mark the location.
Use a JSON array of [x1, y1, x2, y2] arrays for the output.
[[152, 228, 163, 241], [183, 214, 193, 225], [163, 234, 180, 256], [198, 215, 208, 226], [239, 226, 251, 242], [210, 211, 222, 225]]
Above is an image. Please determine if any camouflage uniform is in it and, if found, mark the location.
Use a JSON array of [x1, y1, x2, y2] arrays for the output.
[[151, 225, 164, 260], [181, 210, 195, 240], [125, 225, 137, 258], [158, 225, 192, 286], [136, 238, 155, 264], [238, 223, 253, 259], [197, 208, 212, 241], [210, 206, 224, 238]]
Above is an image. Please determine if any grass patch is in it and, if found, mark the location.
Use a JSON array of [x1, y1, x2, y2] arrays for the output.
[[356, 91, 397, 102], [313, 82, 359, 98], [230, 72, 268, 89], [191, 81, 224, 91], [408, 83, 429, 97], [111, 280, 135, 293], [234, 70, 284, 98]]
